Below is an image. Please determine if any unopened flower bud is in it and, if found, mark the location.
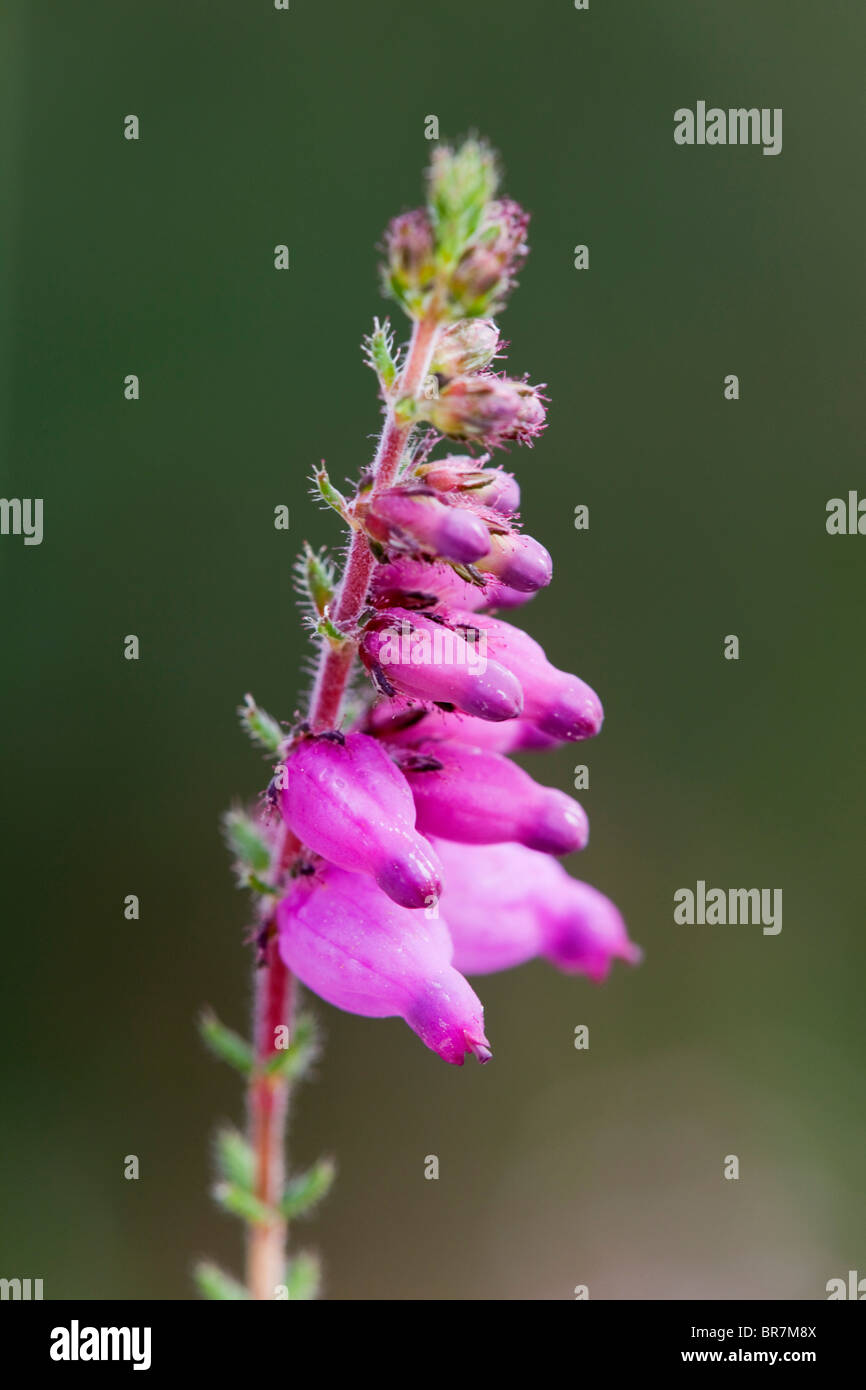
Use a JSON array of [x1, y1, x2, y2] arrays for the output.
[[469, 470, 521, 515], [403, 741, 589, 855], [448, 198, 530, 314], [431, 319, 501, 376], [419, 375, 547, 447], [474, 531, 552, 592], [360, 609, 523, 722], [279, 731, 442, 909], [417, 456, 520, 517], [277, 864, 491, 1065], [365, 485, 491, 565], [428, 139, 500, 261], [381, 209, 436, 314]]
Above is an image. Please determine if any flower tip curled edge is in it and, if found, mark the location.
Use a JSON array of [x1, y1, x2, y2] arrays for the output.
[[542, 883, 642, 983], [582, 937, 644, 986]]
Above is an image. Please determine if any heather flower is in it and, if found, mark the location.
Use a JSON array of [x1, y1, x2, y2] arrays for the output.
[[363, 484, 492, 564], [279, 731, 442, 909], [474, 530, 553, 592], [277, 864, 490, 1064], [401, 740, 589, 855], [418, 374, 547, 446], [370, 556, 487, 612], [415, 456, 521, 516], [452, 611, 604, 742], [360, 609, 523, 721], [433, 840, 641, 981], [366, 698, 556, 755], [370, 556, 530, 613]]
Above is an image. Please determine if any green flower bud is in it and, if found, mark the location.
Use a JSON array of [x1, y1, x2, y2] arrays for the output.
[[428, 139, 499, 264]]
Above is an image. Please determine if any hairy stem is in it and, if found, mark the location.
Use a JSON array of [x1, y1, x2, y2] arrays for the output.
[[246, 825, 297, 1300], [246, 937, 293, 1299], [309, 312, 440, 731], [244, 314, 438, 1297]]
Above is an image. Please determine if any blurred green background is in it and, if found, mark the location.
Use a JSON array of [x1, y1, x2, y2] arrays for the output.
[[1, 0, 863, 1300]]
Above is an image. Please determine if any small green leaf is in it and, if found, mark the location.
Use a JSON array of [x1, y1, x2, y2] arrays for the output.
[[281, 1158, 336, 1220], [194, 1261, 251, 1301], [213, 1181, 279, 1227], [363, 317, 398, 392], [264, 1012, 319, 1081], [199, 1010, 254, 1077], [216, 1127, 256, 1191], [315, 466, 349, 518], [223, 808, 272, 877], [284, 1252, 321, 1301], [295, 541, 336, 617], [238, 694, 284, 755]]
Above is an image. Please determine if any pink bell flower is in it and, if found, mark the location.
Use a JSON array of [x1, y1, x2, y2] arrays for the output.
[[452, 611, 603, 742], [433, 839, 641, 982], [370, 556, 532, 613], [364, 485, 491, 564], [279, 731, 442, 910], [366, 698, 555, 755], [276, 863, 491, 1064], [402, 740, 589, 854], [360, 609, 523, 722], [474, 530, 552, 592]]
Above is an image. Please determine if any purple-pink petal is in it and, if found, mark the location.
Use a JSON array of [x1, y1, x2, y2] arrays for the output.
[[276, 863, 491, 1064], [279, 731, 442, 909]]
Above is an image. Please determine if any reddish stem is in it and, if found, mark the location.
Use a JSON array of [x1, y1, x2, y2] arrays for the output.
[[246, 931, 293, 1300], [244, 313, 440, 1297]]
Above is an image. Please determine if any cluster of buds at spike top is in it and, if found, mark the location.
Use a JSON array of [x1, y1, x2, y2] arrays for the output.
[[261, 138, 637, 1068], [382, 141, 528, 325]]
